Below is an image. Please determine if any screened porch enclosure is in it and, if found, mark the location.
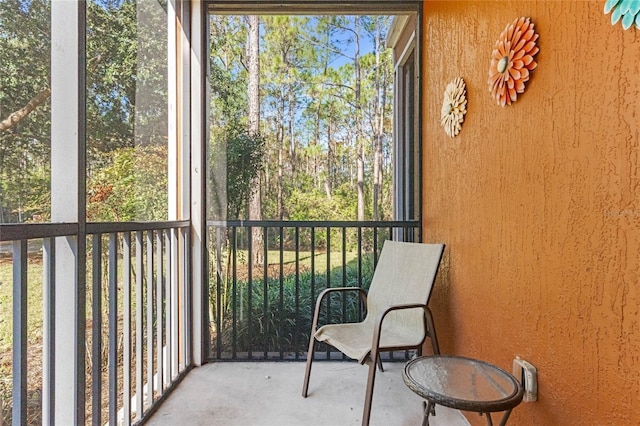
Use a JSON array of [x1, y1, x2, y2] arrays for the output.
[[1, 1, 199, 423], [204, 7, 422, 361], [0, 1, 423, 424]]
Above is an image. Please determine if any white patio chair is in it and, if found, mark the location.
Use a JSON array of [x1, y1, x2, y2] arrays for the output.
[[302, 240, 445, 426]]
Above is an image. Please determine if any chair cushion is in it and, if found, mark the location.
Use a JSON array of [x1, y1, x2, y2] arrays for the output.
[[314, 317, 425, 364]]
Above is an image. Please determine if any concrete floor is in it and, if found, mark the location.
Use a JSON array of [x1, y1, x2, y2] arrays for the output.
[[146, 361, 470, 426]]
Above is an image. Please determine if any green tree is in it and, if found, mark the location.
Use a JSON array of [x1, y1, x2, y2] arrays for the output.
[[87, 145, 168, 222], [86, 0, 137, 158], [0, 0, 170, 223], [86, 0, 169, 221], [209, 125, 266, 220], [209, 15, 248, 127], [0, 0, 51, 223], [211, 14, 397, 224], [262, 15, 314, 219]]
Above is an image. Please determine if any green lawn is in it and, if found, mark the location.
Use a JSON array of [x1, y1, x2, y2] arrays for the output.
[[0, 258, 45, 354], [217, 249, 360, 269], [0, 248, 364, 353]]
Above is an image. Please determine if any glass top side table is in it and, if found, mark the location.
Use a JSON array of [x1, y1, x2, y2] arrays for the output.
[[403, 355, 524, 426]]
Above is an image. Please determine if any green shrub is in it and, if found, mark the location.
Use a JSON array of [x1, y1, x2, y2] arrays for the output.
[[214, 254, 375, 356]]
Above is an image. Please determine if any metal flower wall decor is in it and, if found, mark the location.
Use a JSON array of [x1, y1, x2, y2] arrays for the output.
[[441, 77, 467, 138], [604, 0, 640, 30], [488, 17, 539, 107]]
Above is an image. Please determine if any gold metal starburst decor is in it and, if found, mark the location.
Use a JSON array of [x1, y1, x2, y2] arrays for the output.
[[488, 17, 539, 107], [441, 77, 467, 138]]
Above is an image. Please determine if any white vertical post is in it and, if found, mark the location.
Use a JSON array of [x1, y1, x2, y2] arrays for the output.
[[189, 0, 204, 366], [178, 0, 191, 222], [176, 0, 192, 368], [166, 0, 183, 371], [168, 0, 178, 221], [51, 1, 80, 424]]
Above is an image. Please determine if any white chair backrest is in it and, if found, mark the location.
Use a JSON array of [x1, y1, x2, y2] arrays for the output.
[[365, 241, 445, 329]]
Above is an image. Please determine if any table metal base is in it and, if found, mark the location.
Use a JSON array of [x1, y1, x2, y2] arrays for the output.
[[421, 401, 514, 426]]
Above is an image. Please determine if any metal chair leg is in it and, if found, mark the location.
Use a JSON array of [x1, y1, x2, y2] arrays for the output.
[[424, 307, 440, 354], [302, 335, 316, 397], [376, 354, 384, 372], [303, 292, 325, 398], [361, 359, 378, 426]]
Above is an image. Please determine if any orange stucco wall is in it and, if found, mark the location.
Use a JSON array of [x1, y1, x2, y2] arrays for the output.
[[422, 1, 640, 424]]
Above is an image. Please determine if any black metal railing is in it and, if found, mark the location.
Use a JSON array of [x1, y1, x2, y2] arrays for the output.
[[0, 220, 191, 425], [206, 220, 420, 361], [1, 218, 419, 423]]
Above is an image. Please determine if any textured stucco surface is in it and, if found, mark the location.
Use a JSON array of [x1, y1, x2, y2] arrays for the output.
[[422, 1, 640, 424]]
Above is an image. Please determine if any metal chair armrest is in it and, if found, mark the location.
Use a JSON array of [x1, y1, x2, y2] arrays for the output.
[[310, 287, 368, 334], [369, 303, 439, 362]]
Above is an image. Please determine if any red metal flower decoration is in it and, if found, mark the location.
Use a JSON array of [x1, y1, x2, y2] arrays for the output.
[[488, 17, 539, 107]]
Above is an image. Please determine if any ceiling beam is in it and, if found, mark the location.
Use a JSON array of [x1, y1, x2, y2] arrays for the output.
[[207, 0, 421, 15]]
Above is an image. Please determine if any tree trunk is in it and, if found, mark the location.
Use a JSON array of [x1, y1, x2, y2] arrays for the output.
[[354, 17, 365, 221], [378, 36, 389, 220], [0, 87, 51, 132], [247, 15, 263, 266], [357, 150, 364, 220], [277, 96, 285, 220], [373, 20, 382, 221], [314, 104, 321, 190], [325, 122, 333, 200], [288, 87, 296, 173], [373, 143, 381, 220]]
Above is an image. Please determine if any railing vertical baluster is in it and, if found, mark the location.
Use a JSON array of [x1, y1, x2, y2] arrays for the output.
[[183, 228, 191, 367], [108, 233, 118, 426], [342, 227, 347, 318], [294, 226, 300, 361], [215, 226, 222, 359], [263, 226, 268, 359], [146, 231, 154, 405], [179, 229, 185, 368], [357, 227, 363, 320], [326, 227, 331, 360], [171, 228, 179, 379], [164, 229, 171, 388], [91, 234, 102, 426], [135, 230, 143, 419], [156, 231, 163, 395], [123, 232, 131, 425], [279, 226, 284, 360], [43, 238, 55, 425], [12, 239, 27, 426], [232, 226, 237, 359], [405, 224, 412, 364], [373, 226, 379, 267], [247, 226, 253, 360], [342, 227, 347, 360], [310, 227, 315, 355]]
